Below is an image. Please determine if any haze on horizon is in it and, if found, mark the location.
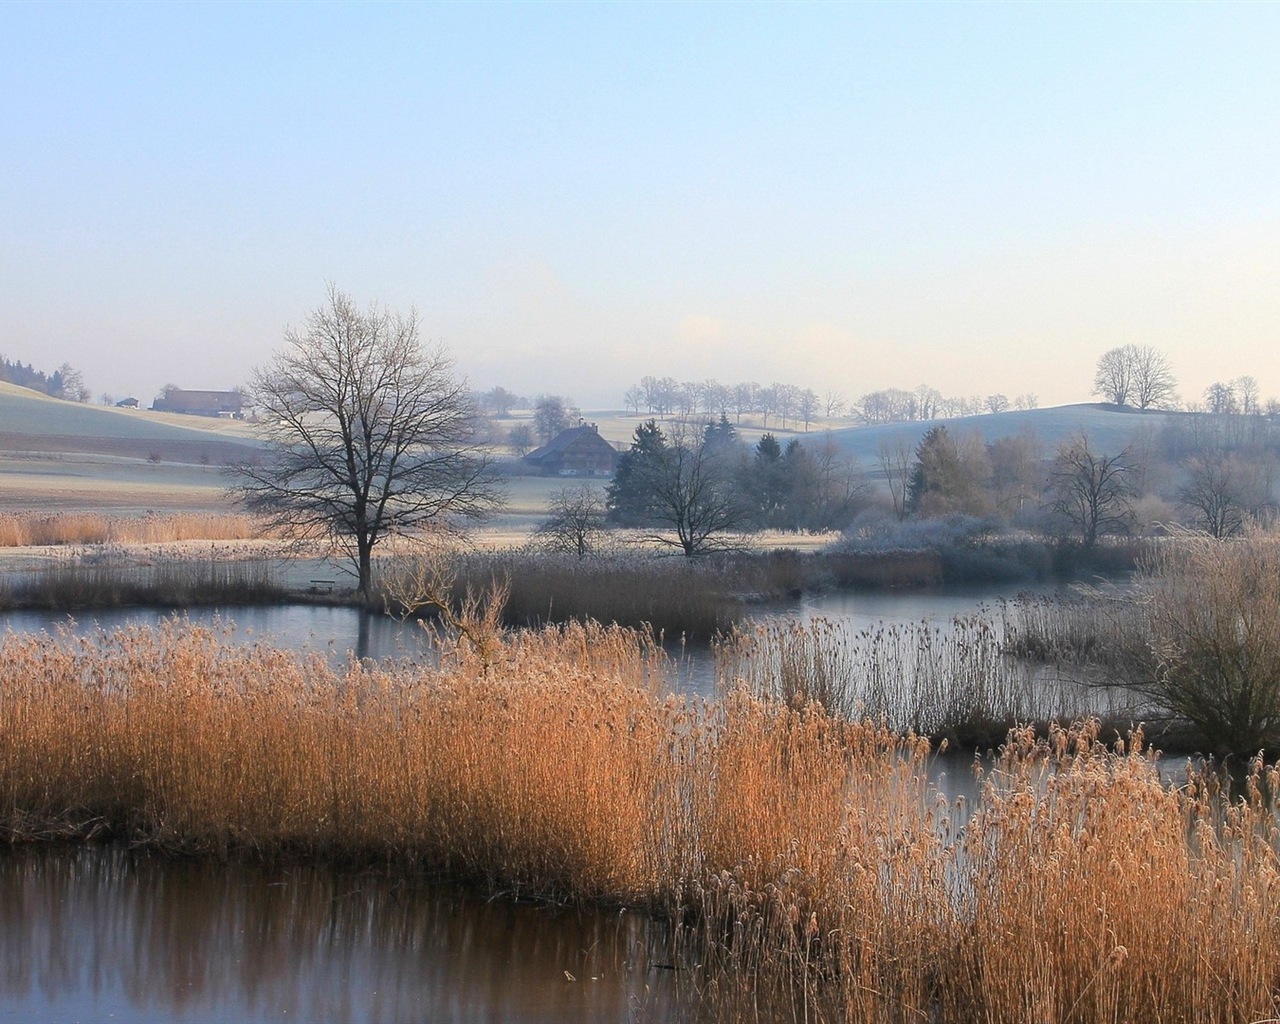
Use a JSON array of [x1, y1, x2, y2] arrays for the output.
[[2, 2, 1277, 413]]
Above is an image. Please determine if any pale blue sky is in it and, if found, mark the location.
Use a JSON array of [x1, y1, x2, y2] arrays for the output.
[[2, 1, 1278, 410]]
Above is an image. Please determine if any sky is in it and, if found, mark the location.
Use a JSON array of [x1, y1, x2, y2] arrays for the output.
[[2, 1, 1278, 412]]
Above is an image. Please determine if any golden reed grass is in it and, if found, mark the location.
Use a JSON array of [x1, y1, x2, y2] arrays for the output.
[[0, 512, 265, 547], [1, 622, 1278, 1022]]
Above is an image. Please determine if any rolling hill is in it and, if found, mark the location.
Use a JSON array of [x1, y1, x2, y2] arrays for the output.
[[821, 403, 1176, 465], [0, 382, 261, 466]]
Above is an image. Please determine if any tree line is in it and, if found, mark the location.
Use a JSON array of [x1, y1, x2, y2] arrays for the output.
[[0, 355, 91, 403]]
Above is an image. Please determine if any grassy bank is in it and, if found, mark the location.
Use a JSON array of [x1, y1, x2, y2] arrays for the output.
[[1, 621, 1278, 1022]]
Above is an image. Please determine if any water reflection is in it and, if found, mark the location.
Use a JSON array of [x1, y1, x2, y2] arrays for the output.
[[0, 845, 682, 1024], [0, 605, 433, 664]]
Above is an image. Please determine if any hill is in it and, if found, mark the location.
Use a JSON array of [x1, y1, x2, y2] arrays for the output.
[[820, 403, 1174, 465], [0, 381, 260, 466]]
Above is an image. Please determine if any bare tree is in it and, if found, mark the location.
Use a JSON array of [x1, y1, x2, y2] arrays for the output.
[[233, 286, 503, 599], [1234, 375, 1261, 416], [823, 390, 846, 420], [914, 385, 942, 421], [797, 388, 820, 432], [506, 423, 534, 458], [534, 485, 608, 558], [878, 437, 914, 522], [533, 394, 577, 442], [1092, 347, 1132, 407], [1047, 434, 1136, 548], [53, 363, 90, 403], [1093, 344, 1176, 409], [1204, 381, 1238, 416], [1129, 345, 1177, 410], [641, 421, 746, 557], [480, 386, 519, 417], [1178, 453, 1270, 538], [985, 393, 1010, 414]]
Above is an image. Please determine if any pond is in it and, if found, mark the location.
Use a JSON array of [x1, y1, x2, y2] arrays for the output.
[[0, 584, 1114, 1023], [0, 582, 1070, 696]]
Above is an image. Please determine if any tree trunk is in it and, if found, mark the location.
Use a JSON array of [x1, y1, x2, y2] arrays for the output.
[[357, 541, 373, 601]]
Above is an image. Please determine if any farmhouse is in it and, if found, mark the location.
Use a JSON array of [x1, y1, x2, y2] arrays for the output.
[[523, 423, 620, 476], [152, 388, 243, 418], [114, 397, 139, 408]]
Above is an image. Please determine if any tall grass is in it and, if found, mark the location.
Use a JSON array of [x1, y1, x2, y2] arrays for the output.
[[715, 615, 1127, 745], [2, 621, 1280, 1020], [0, 512, 265, 547]]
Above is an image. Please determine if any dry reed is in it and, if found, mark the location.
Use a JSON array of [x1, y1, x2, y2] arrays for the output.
[[0, 512, 266, 548], [1, 622, 1279, 1021]]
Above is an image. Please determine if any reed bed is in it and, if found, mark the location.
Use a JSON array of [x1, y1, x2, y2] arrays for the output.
[[1, 622, 1279, 1021], [0, 512, 266, 548], [0, 557, 287, 610], [382, 550, 743, 637], [715, 615, 1131, 745]]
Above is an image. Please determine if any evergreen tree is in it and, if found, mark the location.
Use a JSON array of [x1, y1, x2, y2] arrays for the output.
[[605, 420, 667, 525]]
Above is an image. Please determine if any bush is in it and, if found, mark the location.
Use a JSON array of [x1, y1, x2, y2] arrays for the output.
[[1136, 530, 1280, 758]]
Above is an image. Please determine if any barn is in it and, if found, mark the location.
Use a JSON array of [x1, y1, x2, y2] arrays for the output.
[[522, 423, 620, 476]]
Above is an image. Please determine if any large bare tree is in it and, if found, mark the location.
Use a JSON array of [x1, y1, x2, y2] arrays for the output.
[[234, 287, 502, 599]]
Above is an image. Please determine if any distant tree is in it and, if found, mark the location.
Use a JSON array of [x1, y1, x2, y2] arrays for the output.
[[1046, 434, 1136, 549], [987, 432, 1043, 520], [50, 363, 90, 403], [506, 423, 535, 458], [232, 286, 503, 600], [1092, 348, 1132, 407], [675, 381, 699, 418], [608, 420, 745, 555], [878, 437, 914, 521], [733, 382, 758, 424], [534, 485, 608, 558], [755, 385, 778, 428], [824, 390, 846, 420], [748, 432, 787, 527], [1129, 346, 1177, 410], [1093, 344, 1175, 409], [481, 386, 520, 417], [805, 433, 869, 531], [623, 385, 644, 415], [1014, 393, 1039, 411], [773, 383, 800, 429], [1178, 453, 1270, 538], [532, 394, 577, 443], [702, 413, 740, 455], [699, 379, 728, 417], [1234, 375, 1261, 415], [797, 388, 820, 432], [905, 426, 991, 518], [985, 393, 1010, 415], [914, 385, 943, 421], [1204, 381, 1238, 416], [643, 421, 747, 556], [606, 420, 668, 526]]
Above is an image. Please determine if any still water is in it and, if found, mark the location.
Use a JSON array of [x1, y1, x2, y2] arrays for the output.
[[0, 845, 680, 1024]]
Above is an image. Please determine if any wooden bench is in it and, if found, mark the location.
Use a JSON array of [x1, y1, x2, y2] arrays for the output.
[[309, 579, 336, 594]]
